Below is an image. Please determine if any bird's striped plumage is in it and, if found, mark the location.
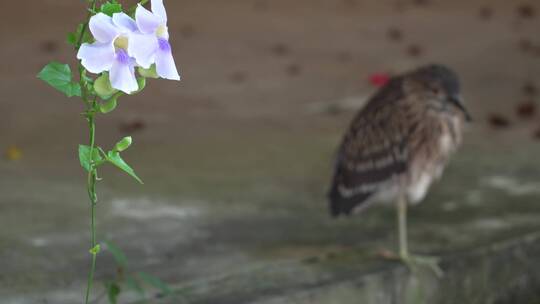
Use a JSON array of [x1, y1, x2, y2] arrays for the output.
[[329, 65, 467, 216]]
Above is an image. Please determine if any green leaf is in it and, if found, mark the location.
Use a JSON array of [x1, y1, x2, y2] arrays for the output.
[[38, 62, 81, 97], [138, 272, 173, 296], [105, 281, 121, 304], [104, 240, 128, 268], [114, 136, 132, 152], [79, 145, 103, 172], [107, 151, 143, 184], [66, 32, 77, 46], [126, 276, 145, 297], [101, 1, 123, 16]]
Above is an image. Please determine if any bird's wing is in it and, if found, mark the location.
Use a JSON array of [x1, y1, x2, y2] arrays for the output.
[[329, 79, 415, 216]]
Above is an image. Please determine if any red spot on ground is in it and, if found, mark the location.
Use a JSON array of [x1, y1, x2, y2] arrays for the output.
[[478, 6, 494, 20], [119, 119, 146, 134], [516, 101, 536, 119], [387, 27, 403, 42], [523, 82, 538, 97], [517, 4, 536, 19], [488, 114, 511, 128], [406, 44, 424, 58], [518, 38, 533, 53], [368, 73, 391, 88], [534, 127, 540, 140]]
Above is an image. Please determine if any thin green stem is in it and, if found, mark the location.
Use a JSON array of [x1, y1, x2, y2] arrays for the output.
[[84, 200, 97, 304], [84, 102, 99, 304], [76, 0, 99, 50], [78, 2, 99, 304], [79, 1, 147, 302]]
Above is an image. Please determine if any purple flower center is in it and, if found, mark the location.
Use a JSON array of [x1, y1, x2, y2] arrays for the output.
[[158, 38, 171, 53], [116, 49, 130, 64]]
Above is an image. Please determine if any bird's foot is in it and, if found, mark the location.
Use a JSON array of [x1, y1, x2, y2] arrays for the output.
[[377, 250, 444, 278], [402, 253, 444, 278]]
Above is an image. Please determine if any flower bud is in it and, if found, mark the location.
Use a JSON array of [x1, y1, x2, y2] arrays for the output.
[[138, 65, 159, 79], [114, 136, 132, 152], [94, 73, 117, 98], [99, 96, 118, 114]]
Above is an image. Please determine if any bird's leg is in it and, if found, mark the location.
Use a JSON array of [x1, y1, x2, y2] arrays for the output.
[[397, 193, 409, 260], [374, 194, 409, 260], [395, 193, 444, 278], [376, 194, 444, 277]]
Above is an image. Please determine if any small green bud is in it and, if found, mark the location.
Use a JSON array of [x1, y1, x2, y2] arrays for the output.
[[94, 73, 117, 98], [89, 244, 101, 255], [114, 136, 133, 152], [138, 65, 159, 79], [100, 96, 118, 114]]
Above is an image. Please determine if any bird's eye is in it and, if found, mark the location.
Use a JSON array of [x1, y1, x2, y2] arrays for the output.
[[431, 87, 441, 95]]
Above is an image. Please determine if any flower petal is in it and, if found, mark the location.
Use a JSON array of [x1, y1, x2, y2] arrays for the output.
[[151, 0, 167, 22], [77, 42, 115, 74], [112, 12, 138, 33], [110, 50, 139, 94], [89, 13, 119, 43], [155, 43, 180, 81], [128, 33, 158, 69], [135, 4, 161, 34]]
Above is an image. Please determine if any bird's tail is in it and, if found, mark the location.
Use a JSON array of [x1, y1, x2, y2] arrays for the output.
[[328, 180, 372, 217]]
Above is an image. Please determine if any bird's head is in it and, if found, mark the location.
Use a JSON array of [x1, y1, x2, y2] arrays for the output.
[[404, 64, 472, 122]]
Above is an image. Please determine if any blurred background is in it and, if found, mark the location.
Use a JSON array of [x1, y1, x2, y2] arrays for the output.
[[1, 0, 540, 303]]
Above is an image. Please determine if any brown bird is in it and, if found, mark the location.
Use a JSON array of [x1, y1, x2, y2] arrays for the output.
[[328, 64, 471, 272]]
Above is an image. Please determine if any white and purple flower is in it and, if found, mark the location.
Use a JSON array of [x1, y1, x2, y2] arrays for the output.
[[77, 13, 139, 94], [77, 0, 180, 94], [130, 0, 180, 80]]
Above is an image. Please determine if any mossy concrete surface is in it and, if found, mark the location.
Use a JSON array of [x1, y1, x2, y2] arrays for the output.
[[150, 231, 540, 304], [3, 128, 540, 304]]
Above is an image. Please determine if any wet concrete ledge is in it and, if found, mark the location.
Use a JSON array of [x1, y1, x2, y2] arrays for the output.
[[143, 230, 540, 304]]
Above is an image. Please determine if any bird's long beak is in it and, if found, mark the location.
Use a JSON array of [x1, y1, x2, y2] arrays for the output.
[[449, 95, 472, 122]]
